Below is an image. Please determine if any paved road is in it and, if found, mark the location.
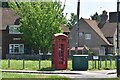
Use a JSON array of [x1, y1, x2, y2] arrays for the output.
[[2, 69, 117, 79], [40, 70, 117, 79]]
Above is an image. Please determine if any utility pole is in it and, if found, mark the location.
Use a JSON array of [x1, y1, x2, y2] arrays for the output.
[[75, 0, 80, 54], [117, 0, 120, 77]]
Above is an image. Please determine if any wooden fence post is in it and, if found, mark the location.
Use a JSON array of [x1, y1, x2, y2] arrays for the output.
[[95, 60, 96, 69], [92, 60, 94, 69], [115, 58, 117, 68], [98, 56, 100, 70], [8, 58, 10, 68], [23, 59, 25, 69], [8, 54, 10, 68], [105, 56, 107, 68], [39, 59, 41, 70], [99, 56, 102, 69], [110, 58, 112, 68]]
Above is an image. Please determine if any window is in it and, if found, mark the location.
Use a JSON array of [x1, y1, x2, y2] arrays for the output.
[[85, 33, 91, 40], [79, 32, 83, 36], [99, 47, 105, 55], [9, 44, 24, 54], [9, 25, 22, 34]]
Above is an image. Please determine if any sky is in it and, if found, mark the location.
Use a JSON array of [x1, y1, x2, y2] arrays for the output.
[[61, 0, 118, 19]]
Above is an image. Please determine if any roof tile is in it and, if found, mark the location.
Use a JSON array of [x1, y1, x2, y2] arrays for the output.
[[101, 22, 117, 37], [1, 8, 19, 30]]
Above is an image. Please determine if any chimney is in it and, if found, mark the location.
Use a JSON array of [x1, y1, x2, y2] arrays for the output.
[[98, 10, 108, 29]]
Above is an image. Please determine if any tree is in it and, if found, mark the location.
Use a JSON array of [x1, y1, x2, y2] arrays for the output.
[[91, 10, 108, 28], [8, 1, 67, 55], [90, 12, 100, 23], [67, 13, 77, 30]]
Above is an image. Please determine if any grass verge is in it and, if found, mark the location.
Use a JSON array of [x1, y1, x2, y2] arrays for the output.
[[2, 72, 71, 80]]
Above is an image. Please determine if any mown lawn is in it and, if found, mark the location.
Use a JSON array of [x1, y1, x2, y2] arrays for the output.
[[2, 72, 119, 80], [2, 60, 72, 70], [88, 60, 116, 70], [2, 72, 71, 80], [2, 59, 116, 70], [2, 72, 71, 79], [2, 72, 120, 80]]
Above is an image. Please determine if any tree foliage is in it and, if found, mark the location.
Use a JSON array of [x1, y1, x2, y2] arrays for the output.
[[67, 13, 77, 30], [90, 12, 100, 23], [8, 1, 67, 54], [91, 11, 108, 28]]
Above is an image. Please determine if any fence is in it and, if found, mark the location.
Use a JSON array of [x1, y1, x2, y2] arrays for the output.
[[6, 54, 51, 60], [5, 54, 117, 70], [88, 56, 116, 70], [5, 59, 52, 70]]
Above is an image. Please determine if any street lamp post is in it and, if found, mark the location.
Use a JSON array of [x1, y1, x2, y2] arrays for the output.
[[75, 0, 80, 54], [117, 0, 120, 77]]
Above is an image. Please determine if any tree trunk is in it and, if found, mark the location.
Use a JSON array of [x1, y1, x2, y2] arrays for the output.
[[42, 53, 47, 60]]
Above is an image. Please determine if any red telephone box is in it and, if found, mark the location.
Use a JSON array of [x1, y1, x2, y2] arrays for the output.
[[52, 33, 68, 70]]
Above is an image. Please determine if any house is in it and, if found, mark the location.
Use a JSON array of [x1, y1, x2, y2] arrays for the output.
[[101, 22, 117, 55], [1, 8, 70, 59], [69, 17, 118, 56], [1, 8, 27, 59], [60, 24, 70, 35]]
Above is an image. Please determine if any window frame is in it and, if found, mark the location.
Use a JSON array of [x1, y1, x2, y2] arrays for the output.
[[9, 44, 24, 54], [9, 25, 22, 34], [85, 33, 91, 40]]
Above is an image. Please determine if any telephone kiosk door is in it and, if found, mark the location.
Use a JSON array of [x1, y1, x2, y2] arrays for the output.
[[58, 43, 66, 68]]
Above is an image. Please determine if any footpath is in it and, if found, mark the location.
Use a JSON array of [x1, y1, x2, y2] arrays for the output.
[[1, 69, 117, 79]]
